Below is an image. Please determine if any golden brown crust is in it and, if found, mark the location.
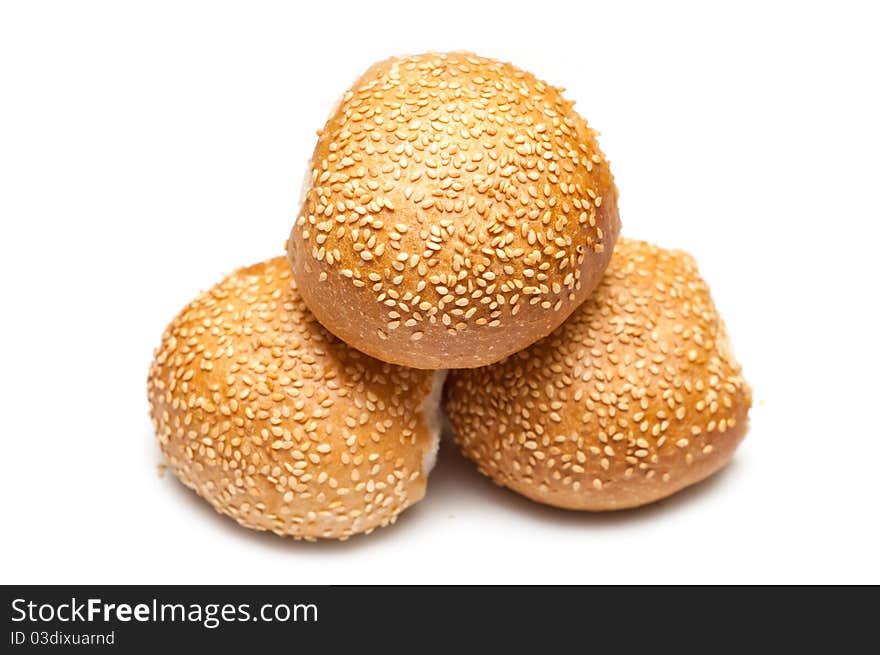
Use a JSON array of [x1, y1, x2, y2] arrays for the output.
[[444, 238, 752, 510], [288, 52, 620, 369], [147, 257, 440, 540]]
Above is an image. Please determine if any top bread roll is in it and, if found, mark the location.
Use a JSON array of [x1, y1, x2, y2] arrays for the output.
[[287, 52, 620, 369]]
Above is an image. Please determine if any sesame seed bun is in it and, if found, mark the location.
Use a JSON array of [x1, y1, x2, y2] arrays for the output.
[[287, 52, 620, 369], [444, 238, 752, 510], [147, 257, 444, 540]]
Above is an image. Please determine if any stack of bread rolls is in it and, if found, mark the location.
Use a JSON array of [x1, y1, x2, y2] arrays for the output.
[[148, 52, 751, 540]]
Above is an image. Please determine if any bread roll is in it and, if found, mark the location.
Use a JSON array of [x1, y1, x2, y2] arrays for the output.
[[444, 238, 751, 510], [288, 51, 620, 369], [147, 258, 444, 540]]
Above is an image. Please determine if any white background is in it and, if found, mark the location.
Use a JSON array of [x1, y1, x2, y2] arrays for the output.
[[1, 0, 877, 584]]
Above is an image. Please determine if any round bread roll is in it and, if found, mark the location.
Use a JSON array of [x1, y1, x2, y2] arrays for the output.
[[147, 257, 445, 540], [444, 238, 751, 510], [288, 51, 620, 369]]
